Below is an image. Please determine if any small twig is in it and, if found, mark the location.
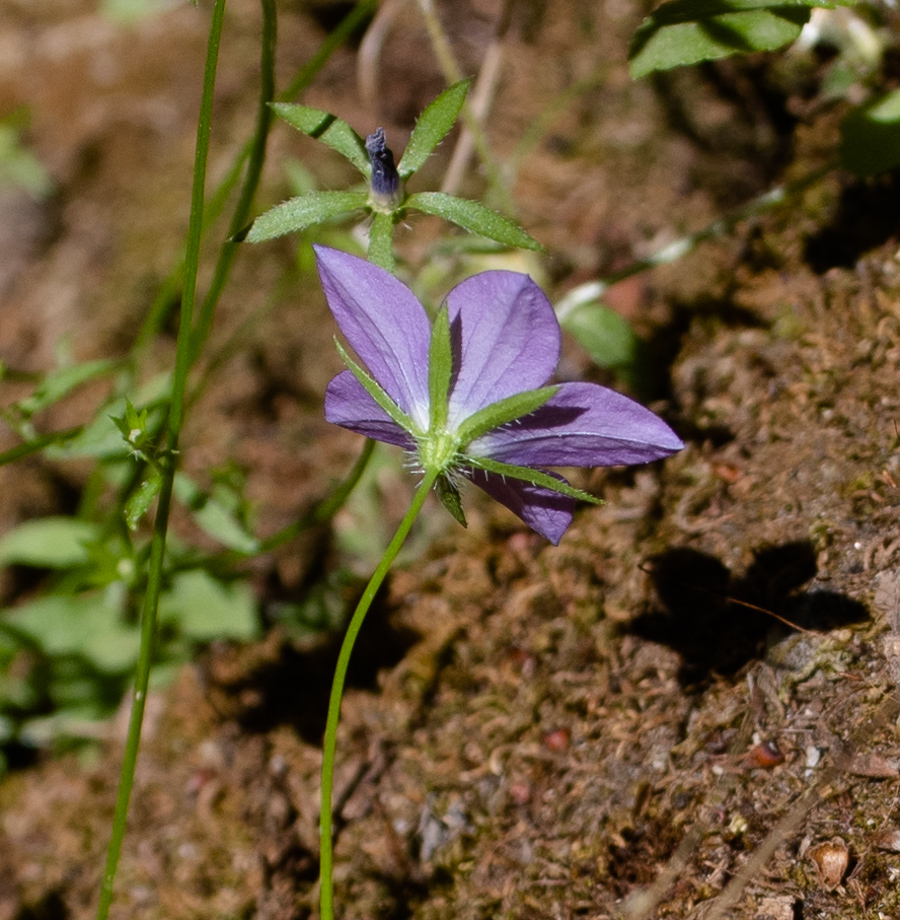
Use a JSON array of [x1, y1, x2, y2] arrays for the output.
[[507, 64, 609, 185], [555, 162, 837, 323], [620, 710, 756, 920], [357, 0, 409, 116], [440, 5, 509, 197], [414, 0, 514, 212]]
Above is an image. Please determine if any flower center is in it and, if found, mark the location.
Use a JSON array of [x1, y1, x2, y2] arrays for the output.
[[417, 429, 460, 474]]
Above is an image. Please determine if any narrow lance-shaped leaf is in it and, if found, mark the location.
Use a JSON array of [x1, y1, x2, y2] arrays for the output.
[[409, 192, 544, 251], [456, 386, 559, 446], [247, 190, 368, 242], [428, 306, 453, 433], [628, 0, 852, 79], [334, 340, 419, 435], [17, 359, 116, 417], [271, 103, 370, 174], [466, 456, 604, 505], [397, 79, 472, 178]]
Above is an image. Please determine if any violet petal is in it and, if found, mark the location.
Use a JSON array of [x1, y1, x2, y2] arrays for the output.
[[445, 271, 560, 428], [468, 382, 684, 467], [315, 246, 431, 430], [325, 370, 416, 449], [465, 467, 575, 545]]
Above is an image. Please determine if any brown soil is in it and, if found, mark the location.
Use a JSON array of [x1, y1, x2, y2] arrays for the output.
[[2, 2, 900, 919]]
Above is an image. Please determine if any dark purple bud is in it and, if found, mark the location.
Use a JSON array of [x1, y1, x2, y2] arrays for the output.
[[365, 127, 401, 207]]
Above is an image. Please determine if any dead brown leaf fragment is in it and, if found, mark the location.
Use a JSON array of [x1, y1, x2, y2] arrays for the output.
[[807, 837, 850, 891]]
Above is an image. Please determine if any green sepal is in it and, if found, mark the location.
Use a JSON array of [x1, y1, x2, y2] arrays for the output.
[[840, 88, 900, 178], [125, 471, 162, 531], [628, 0, 848, 79], [428, 306, 452, 434], [270, 103, 370, 175], [111, 398, 153, 457], [436, 474, 467, 528], [368, 211, 396, 271], [247, 190, 368, 242], [407, 192, 544, 251], [465, 456, 604, 505], [334, 339, 419, 435], [456, 385, 559, 446], [397, 79, 472, 179]]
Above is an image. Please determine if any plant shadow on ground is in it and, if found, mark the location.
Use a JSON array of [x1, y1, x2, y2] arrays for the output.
[[627, 541, 869, 686], [640, 294, 767, 441], [804, 171, 900, 272], [650, 57, 800, 205], [9, 891, 67, 920], [200, 581, 420, 745]]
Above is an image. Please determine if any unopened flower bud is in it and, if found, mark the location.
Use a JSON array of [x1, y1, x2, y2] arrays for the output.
[[365, 127, 402, 210]]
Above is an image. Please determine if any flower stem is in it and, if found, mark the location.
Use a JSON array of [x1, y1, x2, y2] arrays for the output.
[[190, 0, 277, 362], [319, 468, 439, 920], [94, 2, 226, 917]]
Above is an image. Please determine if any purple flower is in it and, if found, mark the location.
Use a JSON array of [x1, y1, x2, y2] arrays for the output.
[[316, 246, 683, 544]]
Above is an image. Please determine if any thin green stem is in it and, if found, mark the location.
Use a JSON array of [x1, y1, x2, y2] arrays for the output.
[[131, 0, 374, 362], [0, 426, 82, 467], [174, 438, 377, 576], [191, 0, 277, 361], [319, 467, 439, 920], [555, 161, 837, 323], [259, 439, 376, 552], [94, 2, 226, 918], [283, 0, 377, 101]]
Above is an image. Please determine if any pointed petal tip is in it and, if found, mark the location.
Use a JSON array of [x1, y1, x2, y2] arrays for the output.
[[468, 382, 685, 469], [467, 470, 575, 544]]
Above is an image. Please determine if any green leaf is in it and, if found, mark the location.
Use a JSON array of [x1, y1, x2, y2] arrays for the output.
[[4, 594, 140, 672], [561, 300, 651, 397], [0, 517, 100, 569], [17, 359, 115, 417], [0, 120, 53, 199], [408, 192, 543, 251], [428, 307, 452, 433], [125, 472, 162, 530], [159, 570, 258, 642], [397, 79, 472, 178], [271, 103, 370, 174], [368, 211, 395, 271], [334, 339, 419, 435], [562, 301, 638, 368], [628, 1, 847, 79], [840, 88, 900, 177], [173, 474, 260, 554], [436, 474, 467, 528], [457, 386, 559, 446], [465, 456, 603, 505], [247, 190, 368, 242]]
